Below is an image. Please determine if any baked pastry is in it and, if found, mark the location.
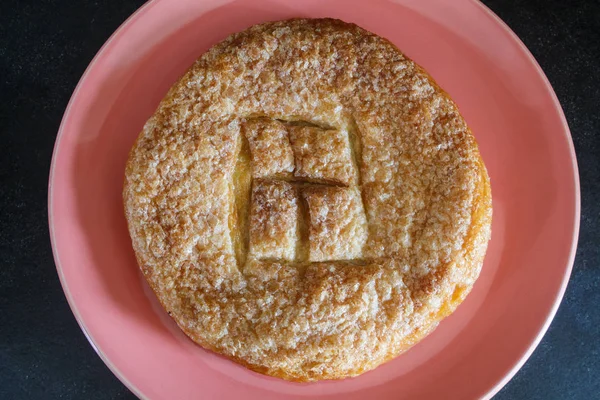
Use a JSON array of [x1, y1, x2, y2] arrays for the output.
[[124, 18, 492, 381]]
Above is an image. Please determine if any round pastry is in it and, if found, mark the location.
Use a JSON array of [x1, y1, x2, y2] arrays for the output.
[[124, 18, 492, 381]]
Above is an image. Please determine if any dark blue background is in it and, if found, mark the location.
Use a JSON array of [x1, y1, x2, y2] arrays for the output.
[[1, 0, 598, 398]]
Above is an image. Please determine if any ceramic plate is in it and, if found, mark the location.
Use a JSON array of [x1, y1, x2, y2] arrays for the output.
[[49, 0, 580, 398]]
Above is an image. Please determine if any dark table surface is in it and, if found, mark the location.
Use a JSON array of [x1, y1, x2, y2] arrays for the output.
[[1, 0, 598, 398]]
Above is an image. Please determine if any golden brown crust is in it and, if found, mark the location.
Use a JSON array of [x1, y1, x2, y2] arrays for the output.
[[289, 126, 357, 186], [244, 119, 295, 179], [248, 179, 298, 261], [302, 186, 367, 262], [123, 18, 492, 382]]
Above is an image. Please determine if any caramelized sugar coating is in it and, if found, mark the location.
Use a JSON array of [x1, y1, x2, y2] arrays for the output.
[[124, 18, 492, 381]]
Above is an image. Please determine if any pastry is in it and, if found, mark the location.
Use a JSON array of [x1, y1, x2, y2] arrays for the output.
[[124, 18, 492, 381]]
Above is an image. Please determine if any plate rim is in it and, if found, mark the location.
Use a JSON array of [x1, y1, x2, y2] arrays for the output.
[[466, 4, 580, 399], [48, 0, 581, 399]]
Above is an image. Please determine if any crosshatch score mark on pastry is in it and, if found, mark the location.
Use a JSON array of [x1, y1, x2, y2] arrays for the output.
[[233, 118, 368, 267], [123, 18, 492, 382]]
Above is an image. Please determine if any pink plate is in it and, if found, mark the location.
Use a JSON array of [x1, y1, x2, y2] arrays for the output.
[[49, 0, 580, 398]]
